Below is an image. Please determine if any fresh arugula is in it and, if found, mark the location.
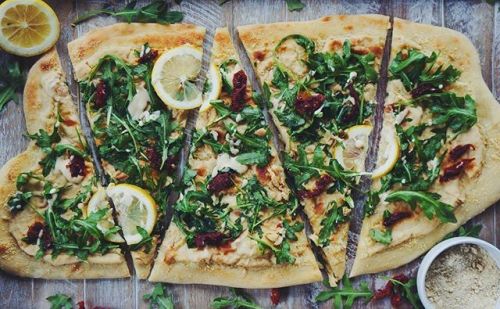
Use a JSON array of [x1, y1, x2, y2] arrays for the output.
[[143, 283, 174, 309], [0, 61, 23, 113], [369, 228, 392, 245], [385, 191, 457, 223], [73, 1, 183, 26], [316, 276, 373, 309], [212, 288, 262, 309], [46, 293, 72, 309], [318, 199, 352, 247], [388, 277, 422, 309]]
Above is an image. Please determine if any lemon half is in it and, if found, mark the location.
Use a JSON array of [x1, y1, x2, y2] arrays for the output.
[[0, 0, 59, 57], [372, 124, 400, 178], [335, 125, 372, 173], [152, 45, 203, 110], [106, 184, 158, 245]]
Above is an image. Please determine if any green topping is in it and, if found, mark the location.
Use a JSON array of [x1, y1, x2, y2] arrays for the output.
[[385, 191, 457, 223], [285, 0, 306, 11], [0, 61, 23, 114], [318, 199, 352, 247], [46, 293, 72, 309], [316, 276, 373, 308], [369, 228, 392, 245], [212, 288, 262, 309]]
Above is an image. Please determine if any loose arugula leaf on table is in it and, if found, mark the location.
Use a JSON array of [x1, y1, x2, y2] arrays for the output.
[[73, 0, 184, 26], [389, 277, 422, 309], [316, 276, 373, 309], [385, 191, 457, 223], [212, 288, 262, 309], [0, 61, 23, 113], [144, 283, 174, 309], [369, 228, 392, 245], [46, 293, 72, 309], [285, 0, 306, 11]]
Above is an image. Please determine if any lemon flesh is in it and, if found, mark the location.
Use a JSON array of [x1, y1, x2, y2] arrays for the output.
[[152, 45, 203, 110], [335, 125, 372, 172], [85, 188, 124, 243], [0, 0, 59, 57], [199, 63, 222, 112], [106, 184, 158, 245]]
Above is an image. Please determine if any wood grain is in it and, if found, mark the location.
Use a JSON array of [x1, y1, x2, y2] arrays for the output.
[[0, 1, 498, 308]]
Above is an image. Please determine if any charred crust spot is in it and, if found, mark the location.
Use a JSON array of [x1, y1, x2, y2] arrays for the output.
[[321, 16, 332, 22], [344, 25, 354, 31]]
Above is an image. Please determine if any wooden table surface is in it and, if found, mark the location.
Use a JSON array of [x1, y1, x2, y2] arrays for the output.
[[0, 0, 499, 308]]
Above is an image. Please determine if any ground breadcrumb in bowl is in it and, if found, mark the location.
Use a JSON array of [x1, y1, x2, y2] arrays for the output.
[[416, 237, 500, 309]]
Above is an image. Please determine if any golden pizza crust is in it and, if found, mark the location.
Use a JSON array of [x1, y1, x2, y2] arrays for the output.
[[68, 23, 206, 81], [351, 18, 500, 277], [238, 15, 389, 285]]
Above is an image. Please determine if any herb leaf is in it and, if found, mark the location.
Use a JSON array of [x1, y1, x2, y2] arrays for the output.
[[444, 223, 482, 240], [316, 276, 373, 309], [143, 283, 174, 309], [0, 61, 23, 113], [212, 288, 262, 309], [73, 1, 184, 25], [285, 0, 305, 11], [46, 293, 72, 309], [385, 191, 457, 223], [369, 228, 392, 245], [318, 199, 352, 247]]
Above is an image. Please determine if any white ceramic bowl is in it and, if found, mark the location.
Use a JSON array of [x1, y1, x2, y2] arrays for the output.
[[416, 236, 500, 309]]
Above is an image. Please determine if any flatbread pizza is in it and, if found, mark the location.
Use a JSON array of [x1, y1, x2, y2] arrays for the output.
[[238, 15, 390, 285], [148, 27, 322, 288], [68, 23, 206, 279], [0, 49, 129, 279], [351, 18, 500, 276]]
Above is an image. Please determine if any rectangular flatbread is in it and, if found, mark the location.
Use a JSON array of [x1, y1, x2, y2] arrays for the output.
[[351, 18, 500, 276], [238, 15, 390, 285], [0, 49, 129, 279], [68, 23, 206, 279], [149, 27, 322, 288]]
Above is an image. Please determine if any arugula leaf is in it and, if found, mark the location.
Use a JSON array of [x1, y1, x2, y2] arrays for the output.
[[389, 277, 423, 309], [129, 226, 153, 253], [285, 0, 305, 11], [73, 1, 183, 26], [318, 199, 352, 247], [236, 150, 269, 167], [316, 276, 373, 309], [212, 288, 262, 309], [369, 228, 392, 245], [385, 191, 457, 223], [275, 34, 315, 55], [219, 59, 238, 93], [143, 283, 174, 309], [27, 126, 61, 150], [253, 237, 295, 264], [7, 191, 33, 213], [444, 223, 482, 240], [0, 61, 23, 113], [46, 293, 72, 309]]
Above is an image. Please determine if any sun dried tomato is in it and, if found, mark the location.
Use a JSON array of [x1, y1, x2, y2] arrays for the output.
[[372, 283, 393, 301], [145, 147, 162, 170], [449, 144, 475, 161], [207, 172, 234, 194], [372, 273, 410, 305], [410, 83, 441, 98], [164, 155, 178, 173], [95, 80, 107, 108], [77, 301, 86, 309], [138, 48, 158, 64], [341, 83, 360, 123], [440, 158, 474, 183], [390, 293, 403, 307], [194, 232, 227, 248], [270, 288, 281, 305], [383, 211, 412, 227], [392, 273, 409, 283], [231, 70, 247, 112], [67, 154, 86, 178], [25, 222, 52, 250], [294, 92, 325, 116], [297, 175, 333, 199], [25, 222, 44, 244]]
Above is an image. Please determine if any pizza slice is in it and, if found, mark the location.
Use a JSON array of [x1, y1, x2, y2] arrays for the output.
[[351, 18, 500, 276], [149, 27, 322, 288], [238, 15, 390, 285], [68, 23, 206, 279], [0, 49, 129, 278]]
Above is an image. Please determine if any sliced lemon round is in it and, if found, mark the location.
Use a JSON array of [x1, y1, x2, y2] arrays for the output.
[[106, 184, 157, 245], [335, 125, 372, 173], [372, 124, 399, 179], [199, 63, 222, 112], [85, 187, 124, 243], [0, 0, 60, 57], [152, 45, 203, 110]]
